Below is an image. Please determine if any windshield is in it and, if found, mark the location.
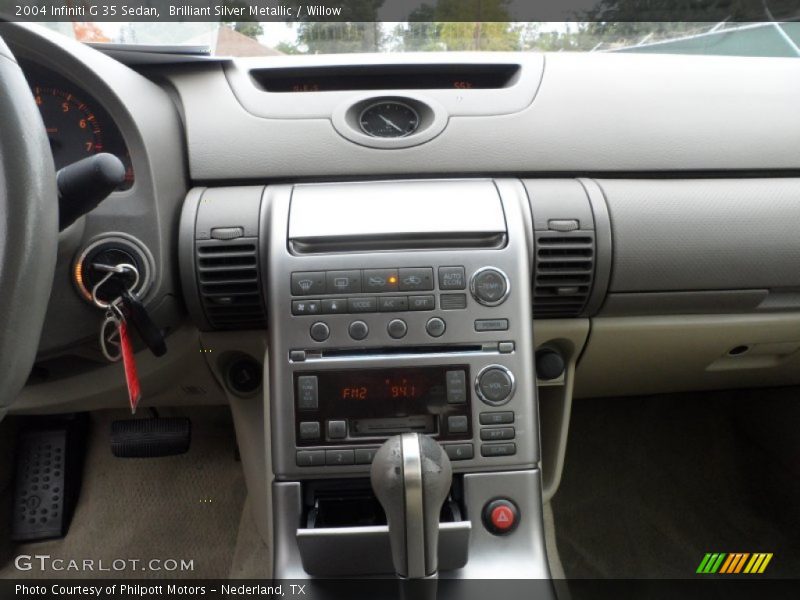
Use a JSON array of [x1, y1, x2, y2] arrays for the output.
[[43, 21, 800, 58]]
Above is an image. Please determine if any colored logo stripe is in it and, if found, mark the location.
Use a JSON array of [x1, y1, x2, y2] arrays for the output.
[[697, 553, 726, 574], [744, 553, 773, 574], [697, 553, 773, 574], [719, 553, 749, 574]]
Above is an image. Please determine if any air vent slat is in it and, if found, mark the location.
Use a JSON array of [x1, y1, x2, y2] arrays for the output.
[[198, 271, 259, 283], [200, 287, 259, 295], [537, 258, 593, 267], [533, 231, 595, 318], [198, 259, 257, 269], [536, 273, 592, 282], [538, 248, 593, 257], [195, 238, 265, 329], [200, 277, 259, 286], [197, 243, 256, 254], [537, 236, 593, 245]]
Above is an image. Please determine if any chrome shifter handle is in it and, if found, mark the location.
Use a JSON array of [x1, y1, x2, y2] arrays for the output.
[[370, 433, 453, 578]]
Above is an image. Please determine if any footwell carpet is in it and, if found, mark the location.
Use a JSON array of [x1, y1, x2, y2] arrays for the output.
[[552, 388, 800, 579]]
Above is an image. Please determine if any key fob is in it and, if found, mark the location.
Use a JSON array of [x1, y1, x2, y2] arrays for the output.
[[121, 290, 167, 357]]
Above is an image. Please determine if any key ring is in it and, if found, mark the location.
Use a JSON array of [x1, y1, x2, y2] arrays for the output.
[[91, 263, 140, 309]]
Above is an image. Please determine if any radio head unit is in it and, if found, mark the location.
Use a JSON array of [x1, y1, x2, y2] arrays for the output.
[[295, 365, 472, 446]]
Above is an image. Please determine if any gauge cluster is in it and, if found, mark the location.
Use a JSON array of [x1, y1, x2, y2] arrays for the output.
[[21, 61, 134, 190]]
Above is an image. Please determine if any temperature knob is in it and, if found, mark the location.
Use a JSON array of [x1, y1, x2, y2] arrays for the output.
[[470, 267, 510, 306]]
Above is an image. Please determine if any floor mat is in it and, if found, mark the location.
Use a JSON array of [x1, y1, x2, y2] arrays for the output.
[[0, 406, 247, 579], [552, 387, 800, 579]]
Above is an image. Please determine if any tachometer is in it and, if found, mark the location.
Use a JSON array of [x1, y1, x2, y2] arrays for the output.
[[34, 86, 104, 167], [25, 64, 135, 192]]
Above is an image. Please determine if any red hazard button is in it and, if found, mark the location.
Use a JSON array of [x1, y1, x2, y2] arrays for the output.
[[482, 499, 520, 535], [491, 505, 515, 530]]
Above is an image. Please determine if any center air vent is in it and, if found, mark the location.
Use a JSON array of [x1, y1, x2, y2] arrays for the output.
[[195, 239, 266, 329], [533, 231, 596, 317]]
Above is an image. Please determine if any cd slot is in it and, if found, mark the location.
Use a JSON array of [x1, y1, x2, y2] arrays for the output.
[[309, 344, 485, 359], [350, 415, 435, 437]]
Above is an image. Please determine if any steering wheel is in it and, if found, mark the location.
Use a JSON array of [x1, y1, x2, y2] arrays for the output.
[[0, 36, 58, 410]]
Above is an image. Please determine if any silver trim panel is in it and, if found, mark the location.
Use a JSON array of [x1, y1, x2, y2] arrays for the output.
[[401, 433, 426, 578], [266, 178, 539, 479]]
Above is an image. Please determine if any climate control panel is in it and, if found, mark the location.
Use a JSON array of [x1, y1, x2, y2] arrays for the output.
[[289, 264, 511, 345]]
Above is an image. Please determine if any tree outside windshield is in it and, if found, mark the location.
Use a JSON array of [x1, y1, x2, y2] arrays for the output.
[[44, 20, 800, 57]]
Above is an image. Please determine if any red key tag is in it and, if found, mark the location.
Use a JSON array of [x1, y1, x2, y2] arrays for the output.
[[119, 321, 142, 414]]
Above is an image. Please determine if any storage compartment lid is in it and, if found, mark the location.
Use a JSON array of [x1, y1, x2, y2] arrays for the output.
[[288, 180, 507, 252]]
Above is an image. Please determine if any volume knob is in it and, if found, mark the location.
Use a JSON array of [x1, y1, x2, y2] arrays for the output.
[[470, 267, 510, 306], [475, 365, 515, 406]]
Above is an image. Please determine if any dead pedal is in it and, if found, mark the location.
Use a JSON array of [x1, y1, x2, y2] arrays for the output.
[[11, 418, 87, 542], [111, 417, 191, 458]]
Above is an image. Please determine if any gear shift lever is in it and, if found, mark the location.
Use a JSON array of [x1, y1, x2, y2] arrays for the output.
[[370, 433, 453, 578]]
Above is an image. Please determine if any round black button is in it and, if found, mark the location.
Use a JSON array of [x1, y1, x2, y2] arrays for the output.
[[536, 349, 566, 381], [426, 317, 446, 338], [225, 357, 262, 396], [309, 321, 330, 342], [482, 498, 520, 536], [477, 366, 514, 405], [349, 320, 369, 341], [470, 267, 509, 306], [387, 319, 407, 339]]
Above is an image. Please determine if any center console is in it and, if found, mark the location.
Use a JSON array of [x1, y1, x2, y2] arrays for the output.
[[262, 179, 549, 578], [179, 177, 555, 581]]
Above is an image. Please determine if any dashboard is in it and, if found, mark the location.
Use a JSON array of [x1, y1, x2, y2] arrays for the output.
[[0, 21, 798, 417]]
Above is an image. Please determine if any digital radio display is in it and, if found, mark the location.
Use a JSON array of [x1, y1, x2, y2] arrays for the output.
[[337, 371, 436, 402]]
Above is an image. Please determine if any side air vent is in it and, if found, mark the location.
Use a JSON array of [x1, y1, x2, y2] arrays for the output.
[[533, 231, 596, 317], [195, 239, 266, 329]]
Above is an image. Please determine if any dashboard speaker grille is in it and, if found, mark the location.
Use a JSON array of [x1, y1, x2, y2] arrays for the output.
[[534, 231, 595, 317], [195, 239, 266, 329]]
